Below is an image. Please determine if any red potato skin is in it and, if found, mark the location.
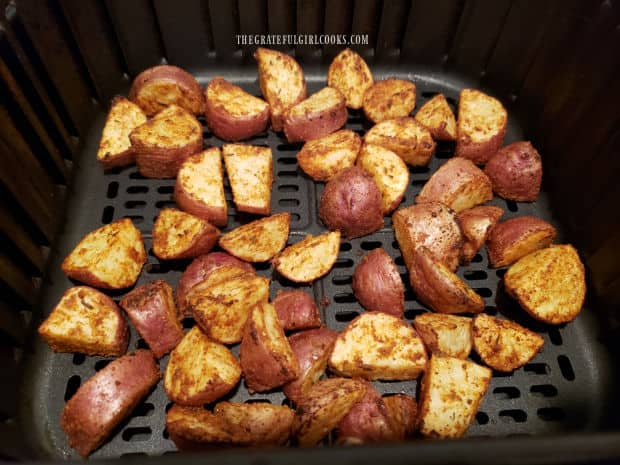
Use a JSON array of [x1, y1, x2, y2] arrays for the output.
[[283, 90, 348, 142], [133, 137, 203, 179], [60, 350, 160, 457], [273, 290, 322, 331], [383, 394, 417, 438], [457, 206, 504, 265], [176, 253, 255, 318], [352, 248, 404, 317], [456, 127, 507, 166]]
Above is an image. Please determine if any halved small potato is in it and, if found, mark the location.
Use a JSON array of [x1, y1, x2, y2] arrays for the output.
[[273, 290, 322, 332], [296, 129, 361, 182], [327, 48, 373, 109], [283, 87, 347, 142], [363, 79, 416, 123], [272, 231, 341, 283], [219, 213, 290, 262], [364, 117, 435, 166], [413, 313, 472, 359], [152, 208, 220, 260], [457, 206, 504, 264], [414, 94, 456, 141]]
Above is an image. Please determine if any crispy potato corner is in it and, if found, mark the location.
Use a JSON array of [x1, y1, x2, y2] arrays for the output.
[[273, 231, 341, 283]]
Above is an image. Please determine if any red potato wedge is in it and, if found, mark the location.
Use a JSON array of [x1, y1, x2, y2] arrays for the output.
[[364, 117, 436, 167], [273, 290, 322, 331], [351, 248, 404, 317], [455, 89, 508, 165], [392, 202, 462, 272], [219, 212, 289, 262], [418, 355, 491, 438], [164, 327, 241, 406], [505, 244, 586, 324], [414, 93, 457, 141], [329, 311, 428, 380], [175, 148, 227, 227], [222, 144, 273, 215], [297, 129, 361, 182], [61, 350, 159, 457], [357, 144, 409, 214], [293, 378, 367, 447], [484, 141, 543, 201], [457, 206, 504, 264], [327, 48, 373, 109], [416, 157, 493, 213], [129, 65, 204, 116], [413, 313, 472, 359], [486, 216, 557, 268], [255, 47, 306, 131], [283, 87, 347, 143], [240, 302, 299, 392], [472, 313, 544, 372], [282, 327, 338, 403], [363, 79, 416, 123], [38, 286, 128, 356], [383, 394, 418, 439], [61, 218, 146, 290], [205, 77, 269, 141], [273, 231, 341, 283], [130, 105, 203, 178], [319, 166, 384, 239], [97, 97, 147, 169], [152, 208, 220, 260], [119, 280, 183, 358], [176, 252, 254, 318]]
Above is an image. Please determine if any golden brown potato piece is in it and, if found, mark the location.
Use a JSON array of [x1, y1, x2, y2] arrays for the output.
[[61, 218, 146, 289], [129, 64, 204, 116], [296, 129, 361, 182], [363, 79, 416, 123], [484, 141, 543, 201], [329, 311, 428, 380], [414, 94, 457, 141], [119, 280, 183, 358], [222, 144, 273, 215], [457, 206, 504, 264], [364, 117, 435, 166], [486, 216, 557, 268], [187, 267, 270, 344], [417, 157, 493, 212], [205, 77, 270, 141], [61, 350, 159, 457], [164, 327, 241, 406], [219, 213, 289, 262], [505, 244, 586, 324], [413, 313, 472, 359], [38, 286, 128, 356], [97, 97, 147, 169], [357, 144, 409, 214], [130, 105, 202, 178], [255, 47, 306, 131], [273, 231, 341, 283], [392, 201, 462, 272], [283, 87, 347, 142], [175, 148, 227, 227], [282, 327, 338, 403], [351, 248, 404, 317], [409, 246, 485, 314], [383, 394, 418, 439], [293, 378, 367, 446], [152, 208, 220, 260], [273, 290, 322, 331], [472, 313, 544, 372], [455, 89, 507, 165], [240, 302, 299, 392], [418, 355, 491, 438], [327, 48, 373, 109]]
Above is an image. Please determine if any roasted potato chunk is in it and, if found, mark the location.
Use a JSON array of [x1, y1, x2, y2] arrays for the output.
[[38, 286, 128, 356], [205, 77, 270, 141], [219, 213, 289, 262], [414, 93, 456, 141], [327, 48, 373, 109], [413, 313, 472, 359], [164, 327, 241, 406], [283, 87, 347, 142], [383, 394, 418, 439], [152, 208, 220, 260], [273, 231, 341, 283], [329, 311, 428, 380], [484, 141, 543, 201], [97, 97, 146, 169], [273, 290, 322, 331], [457, 206, 503, 264], [363, 79, 416, 123], [364, 117, 435, 166], [486, 216, 557, 268], [296, 129, 361, 182], [418, 355, 491, 438], [505, 244, 586, 324], [61, 218, 146, 289]]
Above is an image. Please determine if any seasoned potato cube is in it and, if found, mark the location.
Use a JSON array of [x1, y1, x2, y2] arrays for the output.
[[457, 206, 503, 264], [327, 48, 373, 109], [364, 117, 435, 166], [273, 231, 341, 283], [363, 79, 416, 123], [152, 208, 220, 260], [413, 313, 472, 359], [414, 93, 456, 141], [273, 290, 322, 331], [296, 129, 361, 182]]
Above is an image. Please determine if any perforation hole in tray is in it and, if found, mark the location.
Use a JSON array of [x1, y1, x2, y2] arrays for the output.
[[122, 427, 152, 442], [499, 410, 527, 423], [64, 375, 81, 401]]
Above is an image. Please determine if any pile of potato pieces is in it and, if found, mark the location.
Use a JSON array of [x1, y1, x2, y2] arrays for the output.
[[39, 47, 589, 457]]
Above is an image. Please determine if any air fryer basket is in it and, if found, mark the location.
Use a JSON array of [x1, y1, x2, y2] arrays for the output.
[[1, 0, 620, 463]]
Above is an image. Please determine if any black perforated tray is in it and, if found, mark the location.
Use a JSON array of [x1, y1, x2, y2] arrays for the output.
[[19, 70, 612, 460]]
